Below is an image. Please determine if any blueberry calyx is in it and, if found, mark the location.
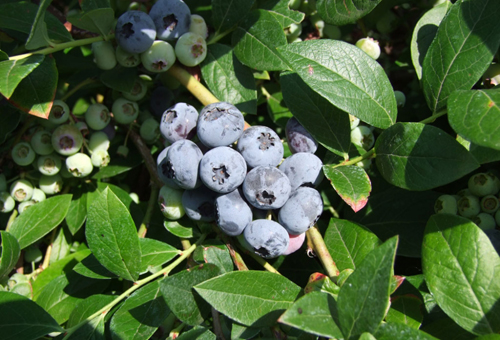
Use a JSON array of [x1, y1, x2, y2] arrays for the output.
[[256, 190, 275, 205], [257, 132, 275, 150], [212, 165, 230, 184], [163, 14, 177, 31]]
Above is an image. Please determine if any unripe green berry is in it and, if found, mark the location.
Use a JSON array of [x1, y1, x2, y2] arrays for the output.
[[91, 149, 110, 168], [457, 195, 481, 218], [112, 98, 139, 124], [355, 37, 381, 60], [468, 173, 499, 197], [376, 11, 398, 34], [122, 78, 147, 101], [285, 23, 302, 42], [289, 0, 302, 10], [18, 200, 36, 214], [92, 41, 117, 70], [140, 118, 160, 143], [394, 91, 406, 108], [323, 24, 341, 40], [31, 188, 46, 203], [0, 192, 15, 213], [115, 46, 141, 68], [481, 195, 499, 214], [11, 142, 36, 166], [24, 245, 43, 263], [349, 114, 360, 130], [434, 194, 458, 214], [37, 153, 62, 176], [129, 192, 139, 204], [48, 100, 71, 124], [89, 131, 110, 152], [31, 130, 54, 155], [10, 179, 34, 202], [158, 185, 185, 220], [189, 14, 208, 39], [175, 32, 207, 67], [457, 188, 472, 197], [473, 212, 496, 231], [85, 103, 111, 131], [39, 174, 63, 195], [141, 40, 176, 73], [75, 121, 89, 137], [117, 145, 129, 158], [66, 153, 93, 177], [51, 124, 84, 156], [351, 125, 375, 150]]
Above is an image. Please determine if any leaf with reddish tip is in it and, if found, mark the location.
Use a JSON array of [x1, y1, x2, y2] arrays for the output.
[[323, 165, 371, 212]]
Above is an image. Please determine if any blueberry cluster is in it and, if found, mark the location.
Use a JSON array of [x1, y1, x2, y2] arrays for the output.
[[157, 103, 325, 259]]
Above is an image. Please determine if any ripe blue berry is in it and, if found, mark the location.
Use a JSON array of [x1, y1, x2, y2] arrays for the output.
[[243, 166, 291, 210], [182, 185, 218, 222], [243, 219, 289, 259], [149, 0, 191, 41], [160, 102, 198, 143], [199, 147, 247, 194], [115, 10, 156, 54], [157, 146, 181, 189], [285, 117, 318, 154], [215, 188, 252, 236], [150, 86, 174, 117], [278, 187, 323, 235], [237, 126, 284, 168], [51, 124, 83, 156], [278, 152, 324, 191], [11, 142, 36, 166], [165, 140, 203, 189], [197, 102, 245, 148]]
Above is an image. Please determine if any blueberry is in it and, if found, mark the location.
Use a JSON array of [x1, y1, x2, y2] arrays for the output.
[[278, 187, 323, 235], [355, 37, 381, 60], [434, 195, 458, 214], [48, 100, 71, 125], [285, 117, 317, 154], [85, 103, 111, 131], [140, 40, 176, 73], [91, 41, 117, 70], [115, 46, 141, 68], [115, 10, 156, 54], [199, 147, 247, 194], [39, 174, 63, 195], [0, 192, 15, 213], [165, 140, 203, 189], [278, 152, 324, 191], [112, 97, 139, 124], [89, 131, 110, 152], [11, 142, 36, 166], [243, 219, 289, 259], [174, 32, 207, 67], [10, 179, 34, 202], [30, 130, 54, 156], [149, 0, 191, 41], [51, 124, 83, 156], [215, 188, 252, 236], [157, 146, 181, 189], [91, 150, 111, 167], [189, 14, 208, 39], [37, 153, 62, 176], [140, 118, 160, 143], [468, 173, 499, 197], [158, 185, 185, 220], [237, 126, 284, 168], [122, 78, 147, 101], [242, 166, 291, 210], [457, 195, 481, 218], [182, 185, 218, 222], [66, 153, 93, 177], [283, 233, 306, 255], [197, 102, 245, 148], [160, 102, 198, 143], [351, 125, 374, 150], [150, 86, 174, 117]]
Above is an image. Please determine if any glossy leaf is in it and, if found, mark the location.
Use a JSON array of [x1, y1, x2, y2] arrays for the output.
[[8, 56, 57, 118], [0, 231, 20, 280], [410, 1, 452, 80], [194, 271, 301, 327], [160, 263, 221, 326], [278, 291, 342, 338], [68, 8, 115, 36], [65, 314, 105, 340], [422, 214, 500, 335], [201, 246, 233, 274], [110, 281, 170, 340], [164, 220, 196, 238], [200, 44, 257, 114], [35, 272, 109, 324], [375, 322, 439, 340], [323, 165, 371, 212], [324, 218, 381, 272], [73, 253, 118, 280], [232, 10, 289, 71], [316, 0, 383, 26], [99, 66, 137, 93], [280, 71, 350, 157], [470, 143, 500, 164], [260, 0, 305, 27], [337, 237, 398, 338], [9, 195, 72, 249], [25, 0, 52, 50], [177, 326, 216, 340], [0, 55, 44, 99], [139, 238, 180, 274], [66, 294, 116, 327], [420, 317, 476, 340], [422, 0, 500, 112], [278, 40, 397, 129], [448, 89, 500, 150], [375, 123, 479, 191], [386, 295, 424, 329], [49, 227, 71, 264], [86, 187, 142, 282], [0, 291, 63, 340], [212, 0, 255, 33], [66, 187, 88, 235]]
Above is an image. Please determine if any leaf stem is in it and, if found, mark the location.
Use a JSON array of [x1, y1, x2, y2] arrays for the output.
[[137, 186, 159, 238], [306, 225, 339, 281], [332, 148, 376, 168], [207, 28, 235, 45], [127, 129, 164, 188], [166, 64, 219, 106], [211, 225, 249, 271], [418, 109, 448, 124], [60, 77, 98, 102]]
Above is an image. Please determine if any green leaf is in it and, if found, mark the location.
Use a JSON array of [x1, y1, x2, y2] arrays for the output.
[[266, 90, 293, 128], [139, 238, 180, 274], [9, 195, 72, 249], [422, 214, 500, 335], [177, 326, 216, 340], [67, 8, 115, 36], [420, 317, 476, 340], [25, 0, 52, 50], [86, 187, 142, 282], [110, 281, 170, 340], [422, 0, 500, 112], [278, 291, 343, 338], [73, 253, 118, 280], [212, 0, 255, 33], [66, 294, 116, 327], [324, 218, 381, 272], [277, 40, 397, 129], [448, 89, 500, 150], [260, 0, 305, 27], [0, 231, 20, 280], [375, 322, 438, 340], [323, 165, 371, 212], [337, 237, 398, 338], [64, 314, 105, 340], [470, 143, 500, 164], [164, 219, 197, 239], [80, 0, 111, 11], [385, 295, 424, 329], [0, 105, 21, 144], [316, 0, 383, 26], [194, 271, 301, 327], [99, 66, 137, 93], [375, 123, 479, 191], [160, 263, 221, 326], [8, 56, 57, 118], [0, 55, 44, 99], [232, 10, 289, 71], [66, 187, 87, 235], [280, 71, 350, 158], [410, 1, 452, 80], [35, 272, 109, 324], [200, 44, 257, 114], [49, 227, 71, 264], [0, 291, 63, 340], [201, 246, 234, 274]]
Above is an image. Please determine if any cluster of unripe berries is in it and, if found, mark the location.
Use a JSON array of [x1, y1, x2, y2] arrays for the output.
[[92, 0, 208, 73], [156, 101, 325, 259]]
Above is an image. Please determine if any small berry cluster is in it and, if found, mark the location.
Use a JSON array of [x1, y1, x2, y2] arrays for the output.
[[156, 102, 325, 259]]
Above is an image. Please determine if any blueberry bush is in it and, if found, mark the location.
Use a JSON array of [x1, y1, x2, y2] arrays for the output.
[[0, 0, 499, 339]]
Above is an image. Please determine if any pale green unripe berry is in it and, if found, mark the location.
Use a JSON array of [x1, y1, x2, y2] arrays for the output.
[[122, 78, 147, 101], [48, 100, 71, 124], [457, 195, 481, 218], [0, 174, 6, 192], [355, 38, 381, 60], [66, 153, 93, 177], [481, 195, 499, 214], [10, 179, 34, 202], [91, 149, 110, 168], [75, 121, 89, 137], [129, 192, 140, 204], [285, 23, 302, 42], [31, 188, 46, 203], [31, 130, 54, 155], [434, 194, 457, 214], [0, 192, 15, 213], [349, 114, 360, 130], [468, 173, 499, 197], [11, 142, 36, 166], [323, 24, 341, 40], [112, 98, 139, 124], [89, 131, 110, 152], [175, 32, 207, 67], [18, 200, 36, 214], [92, 41, 117, 70], [394, 91, 406, 108], [473, 213, 496, 231], [158, 185, 185, 220], [117, 145, 129, 158], [115, 46, 141, 68], [51, 124, 84, 156], [37, 153, 62, 176], [289, 0, 302, 10], [189, 14, 208, 39], [85, 103, 111, 131], [141, 40, 176, 73], [351, 125, 375, 150], [140, 118, 160, 143], [39, 174, 63, 195]]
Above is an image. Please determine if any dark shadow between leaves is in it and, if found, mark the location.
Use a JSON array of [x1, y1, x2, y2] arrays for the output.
[[416, 23, 439, 68], [127, 296, 171, 328]]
